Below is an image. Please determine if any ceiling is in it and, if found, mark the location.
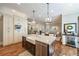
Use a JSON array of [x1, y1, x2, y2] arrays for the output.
[[0, 3, 63, 22], [0, 3, 79, 23]]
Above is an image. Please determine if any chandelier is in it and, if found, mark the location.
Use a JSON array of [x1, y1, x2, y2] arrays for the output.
[[45, 3, 51, 23]]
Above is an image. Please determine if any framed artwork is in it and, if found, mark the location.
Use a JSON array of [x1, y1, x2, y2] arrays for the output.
[[15, 25, 21, 29], [64, 23, 77, 34]]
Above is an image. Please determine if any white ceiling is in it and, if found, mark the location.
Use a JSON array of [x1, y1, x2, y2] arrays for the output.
[[0, 3, 63, 22], [0, 3, 79, 22]]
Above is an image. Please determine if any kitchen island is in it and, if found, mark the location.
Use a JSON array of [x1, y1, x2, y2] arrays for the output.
[[22, 34, 56, 56], [26, 34, 56, 45]]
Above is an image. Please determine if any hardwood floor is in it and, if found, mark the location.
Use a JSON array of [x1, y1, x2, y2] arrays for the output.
[[0, 42, 26, 56], [61, 45, 77, 56], [52, 41, 77, 56], [0, 41, 78, 56]]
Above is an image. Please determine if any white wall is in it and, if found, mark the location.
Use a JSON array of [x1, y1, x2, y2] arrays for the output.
[[14, 16, 27, 42], [62, 13, 79, 35], [13, 11, 27, 43], [62, 13, 79, 45]]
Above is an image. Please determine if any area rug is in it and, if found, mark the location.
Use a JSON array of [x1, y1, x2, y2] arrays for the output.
[[18, 51, 33, 56]]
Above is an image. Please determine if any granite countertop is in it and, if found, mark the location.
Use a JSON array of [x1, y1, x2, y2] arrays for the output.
[[26, 34, 36, 44], [26, 34, 56, 45]]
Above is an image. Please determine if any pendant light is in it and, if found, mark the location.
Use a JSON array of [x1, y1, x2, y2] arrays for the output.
[[32, 10, 36, 24], [45, 3, 51, 23]]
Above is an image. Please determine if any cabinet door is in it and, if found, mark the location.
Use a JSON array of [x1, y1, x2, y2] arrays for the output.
[[42, 43, 48, 56], [36, 42, 41, 56], [36, 41, 48, 56], [8, 15, 13, 44], [3, 14, 13, 46]]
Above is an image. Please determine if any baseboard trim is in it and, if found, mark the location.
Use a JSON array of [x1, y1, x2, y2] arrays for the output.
[[3, 42, 22, 47]]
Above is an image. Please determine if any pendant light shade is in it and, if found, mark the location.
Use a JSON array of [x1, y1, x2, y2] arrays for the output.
[[32, 10, 36, 24], [45, 3, 51, 22]]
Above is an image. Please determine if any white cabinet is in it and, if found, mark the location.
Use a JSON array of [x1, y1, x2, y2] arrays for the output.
[[8, 15, 14, 45], [3, 14, 14, 46], [0, 13, 27, 46]]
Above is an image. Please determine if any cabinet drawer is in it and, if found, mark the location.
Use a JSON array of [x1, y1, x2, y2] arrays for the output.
[[36, 41, 48, 47]]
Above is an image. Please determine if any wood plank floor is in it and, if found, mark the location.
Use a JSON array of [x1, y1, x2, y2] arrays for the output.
[[0, 41, 78, 56], [52, 41, 77, 56], [0, 42, 26, 56]]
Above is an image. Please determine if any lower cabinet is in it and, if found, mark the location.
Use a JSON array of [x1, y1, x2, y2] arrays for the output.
[[22, 36, 26, 48], [25, 40, 35, 55], [36, 41, 49, 56], [22, 36, 35, 55], [22, 36, 49, 56]]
